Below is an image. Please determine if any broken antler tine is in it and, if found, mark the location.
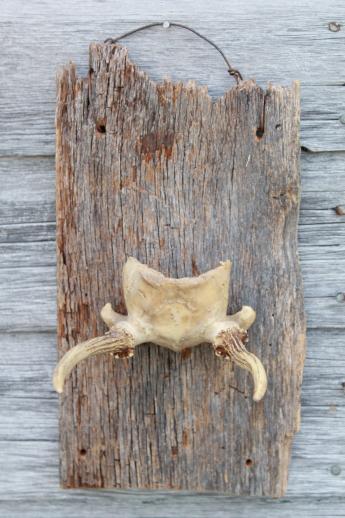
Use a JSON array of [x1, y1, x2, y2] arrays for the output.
[[213, 328, 267, 402], [229, 305, 256, 331], [53, 328, 135, 394], [100, 302, 124, 329]]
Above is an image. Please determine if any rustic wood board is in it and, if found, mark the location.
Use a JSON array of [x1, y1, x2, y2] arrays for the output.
[[2, 0, 345, 515], [55, 43, 306, 496], [2, 1, 345, 156]]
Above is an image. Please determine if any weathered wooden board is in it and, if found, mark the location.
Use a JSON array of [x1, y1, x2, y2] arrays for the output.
[[1, 0, 345, 515], [2, 329, 345, 427], [1, 497, 345, 518], [2, 327, 345, 506], [3, 87, 345, 155], [2, 152, 345, 227], [1, 0, 345, 155], [55, 43, 305, 495], [0, 265, 341, 332]]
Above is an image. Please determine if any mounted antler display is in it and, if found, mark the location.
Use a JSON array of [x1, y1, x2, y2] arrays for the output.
[[53, 257, 267, 401]]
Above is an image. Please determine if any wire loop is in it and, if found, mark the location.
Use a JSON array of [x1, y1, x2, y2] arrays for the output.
[[104, 22, 243, 83]]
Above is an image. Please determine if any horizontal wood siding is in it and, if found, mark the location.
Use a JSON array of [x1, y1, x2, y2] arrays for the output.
[[0, 0, 344, 514]]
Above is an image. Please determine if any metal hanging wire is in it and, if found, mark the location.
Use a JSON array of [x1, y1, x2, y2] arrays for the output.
[[104, 21, 243, 83]]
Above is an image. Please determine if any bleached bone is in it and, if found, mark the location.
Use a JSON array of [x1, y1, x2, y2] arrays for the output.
[[53, 257, 267, 401]]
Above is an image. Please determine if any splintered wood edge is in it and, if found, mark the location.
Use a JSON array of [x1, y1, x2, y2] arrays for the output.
[[56, 42, 300, 105]]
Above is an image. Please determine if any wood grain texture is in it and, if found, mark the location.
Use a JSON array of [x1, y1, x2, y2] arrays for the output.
[[0, 265, 341, 332], [2, 328, 345, 505], [1, 490, 345, 518], [55, 43, 305, 496], [1, 0, 345, 155], [1, 0, 345, 514]]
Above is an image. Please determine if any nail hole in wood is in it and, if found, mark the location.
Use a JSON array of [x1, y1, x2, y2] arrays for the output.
[[336, 292, 345, 303], [275, 123, 282, 130], [96, 119, 106, 134], [245, 458, 253, 467], [334, 206, 345, 216], [79, 449, 87, 457], [331, 464, 342, 476], [328, 21, 341, 32], [256, 128, 264, 139]]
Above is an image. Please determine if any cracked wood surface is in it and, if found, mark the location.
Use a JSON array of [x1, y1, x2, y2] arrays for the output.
[[1, 0, 345, 515], [55, 43, 305, 495]]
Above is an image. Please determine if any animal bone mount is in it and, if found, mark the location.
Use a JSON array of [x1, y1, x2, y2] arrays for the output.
[[53, 257, 267, 401], [55, 31, 306, 496]]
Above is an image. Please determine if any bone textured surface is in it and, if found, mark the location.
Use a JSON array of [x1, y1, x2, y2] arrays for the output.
[[53, 257, 266, 401]]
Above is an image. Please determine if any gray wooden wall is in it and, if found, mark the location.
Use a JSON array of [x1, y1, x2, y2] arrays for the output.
[[1, 0, 344, 516]]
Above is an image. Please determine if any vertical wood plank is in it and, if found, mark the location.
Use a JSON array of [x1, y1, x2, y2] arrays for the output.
[[56, 43, 305, 496]]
